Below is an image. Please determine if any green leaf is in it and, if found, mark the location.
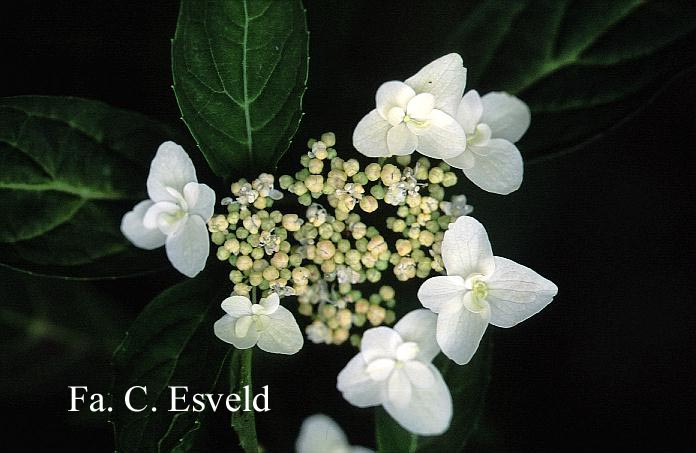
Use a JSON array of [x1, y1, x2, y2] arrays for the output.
[[375, 337, 492, 453], [0, 268, 128, 397], [172, 0, 309, 178], [0, 96, 178, 278], [230, 348, 259, 453], [111, 270, 231, 452], [443, 0, 696, 158]]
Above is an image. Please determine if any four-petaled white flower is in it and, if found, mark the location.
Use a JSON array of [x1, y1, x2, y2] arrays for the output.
[[418, 216, 557, 365], [353, 54, 467, 160], [214, 293, 303, 355], [120, 141, 215, 277], [446, 90, 531, 195], [296, 414, 373, 453], [337, 309, 452, 435]]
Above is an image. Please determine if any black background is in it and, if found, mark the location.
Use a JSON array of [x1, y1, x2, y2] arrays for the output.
[[1, 1, 694, 452]]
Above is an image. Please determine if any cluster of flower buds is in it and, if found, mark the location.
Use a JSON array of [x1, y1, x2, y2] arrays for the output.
[[209, 132, 474, 347]]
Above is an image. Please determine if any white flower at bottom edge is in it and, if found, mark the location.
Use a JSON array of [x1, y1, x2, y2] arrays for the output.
[[296, 414, 373, 453], [418, 216, 557, 365], [352, 54, 467, 160], [446, 90, 531, 195], [214, 293, 303, 355], [120, 141, 215, 277], [336, 309, 452, 436]]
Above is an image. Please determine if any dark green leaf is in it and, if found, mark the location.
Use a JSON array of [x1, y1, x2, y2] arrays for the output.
[[0, 268, 128, 397], [375, 337, 492, 453], [172, 0, 309, 178], [111, 270, 231, 452], [444, 0, 696, 158], [0, 96, 179, 278]]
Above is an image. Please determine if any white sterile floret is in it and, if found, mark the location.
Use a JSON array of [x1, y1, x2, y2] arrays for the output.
[[336, 309, 452, 435], [446, 90, 531, 195], [214, 293, 303, 355], [353, 54, 467, 159], [296, 414, 373, 453], [120, 141, 215, 277], [418, 216, 557, 365]]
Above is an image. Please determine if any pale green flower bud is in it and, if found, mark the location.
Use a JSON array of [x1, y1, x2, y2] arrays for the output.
[[426, 220, 440, 233], [380, 164, 401, 186], [361, 253, 377, 268], [262, 266, 280, 281], [385, 310, 396, 324], [209, 214, 229, 232], [251, 247, 265, 260], [352, 171, 369, 185], [415, 164, 428, 180], [419, 230, 435, 247], [337, 239, 350, 253], [229, 270, 244, 283], [331, 157, 344, 170], [367, 305, 386, 325], [428, 183, 445, 201], [379, 285, 395, 300], [253, 197, 267, 210], [304, 174, 324, 193], [396, 155, 412, 167], [406, 193, 421, 208], [292, 267, 310, 286], [223, 239, 239, 255], [316, 240, 336, 260], [370, 184, 386, 200], [334, 251, 345, 264], [226, 211, 240, 226], [343, 159, 360, 177], [333, 328, 349, 345], [320, 132, 336, 147], [355, 238, 368, 253], [351, 222, 367, 239], [392, 219, 406, 233], [271, 252, 289, 269], [289, 253, 302, 267], [216, 247, 231, 261], [292, 181, 308, 196], [396, 239, 412, 256], [365, 163, 382, 181], [298, 302, 313, 316], [211, 231, 226, 245], [236, 255, 253, 271], [308, 158, 324, 174], [359, 195, 378, 213], [442, 171, 458, 187], [367, 235, 387, 254], [300, 154, 311, 167], [236, 227, 250, 240], [298, 192, 312, 206], [279, 240, 291, 253], [428, 167, 445, 184], [279, 175, 294, 190], [249, 272, 263, 286], [233, 283, 251, 296], [397, 206, 409, 218], [321, 259, 336, 274], [366, 268, 381, 283], [318, 223, 333, 239], [282, 214, 303, 231], [345, 249, 361, 266]]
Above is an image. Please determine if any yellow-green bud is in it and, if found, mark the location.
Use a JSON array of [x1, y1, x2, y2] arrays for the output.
[[234, 283, 251, 296], [292, 267, 310, 286], [396, 155, 412, 166], [321, 259, 336, 274], [229, 270, 244, 283], [236, 255, 253, 271], [216, 247, 231, 261], [355, 298, 369, 314], [249, 272, 264, 286], [365, 163, 382, 181], [396, 239, 412, 256], [380, 164, 401, 186], [428, 167, 445, 183], [251, 247, 265, 260], [209, 214, 229, 232], [361, 253, 377, 268], [442, 171, 457, 187], [359, 195, 378, 213], [292, 181, 308, 196], [367, 305, 386, 326], [343, 159, 360, 177], [253, 197, 267, 210], [279, 175, 294, 190], [370, 184, 386, 200], [308, 158, 324, 174], [282, 214, 303, 231], [320, 131, 336, 147], [419, 230, 435, 247], [262, 266, 280, 281], [271, 252, 289, 269], [316, 240, 336, 260], [211, 231, 226, 245], [351, 222, 367, 239], [304, 175, 324, 193], [392, 219, 406, 233], [226, 211, 240, 225], [379, 285, 395, 300]]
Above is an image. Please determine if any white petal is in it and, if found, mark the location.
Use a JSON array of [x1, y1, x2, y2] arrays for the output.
[[456, 89, 483, 134], [259, 292, 280, 314], [337, 354, 384, 407], [441, 216, 495, 278], [481, 92, 531, 142], [214, 314, 259, 349], [235, 315, 254, 337], [462, 139, 523, 195], [445, 148, 476, 170], [393, 309, 439, 363], [404, 361, 435, 389], [164, 215, 209, 277], [386, 123, 417, 156], [417, 276, 467, 314], [366, 358, 396, 381], [412, 109, 466, 159], [147, 141, 197, 202], [296, 414, 349, 453], [406, 93, 435, 121], [387, 369, 412, 408], [376, 81, 416, 119], [257, 305, 304, 354], [404, 53, 466, 116], [353, 110, 392, 158], [486, 256, 558, 328], [120, 200, 166, 250], [360, 327, 402, 362], [437, 302, 489, 365], [183, 182, 215, 221], [221, 295, 253, 317], [383, 364, 452, 436], [143, 201, 182, 235]]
